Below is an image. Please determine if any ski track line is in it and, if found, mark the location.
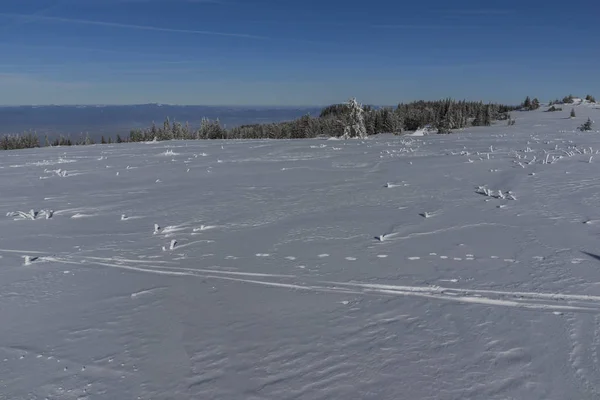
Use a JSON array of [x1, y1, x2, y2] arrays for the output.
[[131, 287, 168, 298], [0, 248, 49, 255], [380, 222, 520, 242], [173, 240, 215, 249], [370, 289, 596, 312], [86, 261, 363, 295], [33, 254, 600, 313], [80, 260, 297, 279], [82, 256, 178, 264], [326, 282, 600, 303]]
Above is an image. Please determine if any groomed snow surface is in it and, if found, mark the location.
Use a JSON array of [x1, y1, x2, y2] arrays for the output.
[[1, 104, 600, 399]]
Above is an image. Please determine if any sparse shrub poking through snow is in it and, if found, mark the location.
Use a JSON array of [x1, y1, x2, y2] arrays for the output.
[[341, 98, 367, 139], [7, 209, 53, 220], [570, 108, 576, 118]]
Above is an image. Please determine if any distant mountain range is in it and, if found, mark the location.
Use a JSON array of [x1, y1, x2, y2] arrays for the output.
[[0, 104, 324, 142]]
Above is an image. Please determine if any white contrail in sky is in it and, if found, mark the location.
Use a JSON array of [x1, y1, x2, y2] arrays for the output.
[[0, 12, 266, 39]]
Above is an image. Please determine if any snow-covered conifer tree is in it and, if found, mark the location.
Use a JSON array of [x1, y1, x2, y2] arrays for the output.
[[342, 98, 367, 139]]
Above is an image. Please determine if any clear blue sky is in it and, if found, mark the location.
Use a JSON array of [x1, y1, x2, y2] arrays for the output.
[[0, 0, 598, 106]]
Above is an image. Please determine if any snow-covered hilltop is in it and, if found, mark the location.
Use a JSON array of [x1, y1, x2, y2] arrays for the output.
[[0, 103, 599, 399]]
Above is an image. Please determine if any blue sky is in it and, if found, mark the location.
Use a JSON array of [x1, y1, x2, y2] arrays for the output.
[[0, 0, 598, 106]]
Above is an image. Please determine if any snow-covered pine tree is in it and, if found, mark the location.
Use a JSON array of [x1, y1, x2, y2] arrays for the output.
[[579, 118, 593, 132], [198, 117, 209, 139], [483, 104, 493, 126], [183, 122, 191, 139], [150, 122, 158, 140], [172, 121, 183, 139], [341, 98, 367, 139]]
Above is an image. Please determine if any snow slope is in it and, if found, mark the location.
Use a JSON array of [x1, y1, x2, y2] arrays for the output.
[[1, 103, 600, 399]]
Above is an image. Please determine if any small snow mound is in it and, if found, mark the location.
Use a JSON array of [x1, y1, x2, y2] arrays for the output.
[[23, 255, 38, 266], [408, 126, 435, 136], [384, 182, 403, 188], [71, 213, 96, 219]]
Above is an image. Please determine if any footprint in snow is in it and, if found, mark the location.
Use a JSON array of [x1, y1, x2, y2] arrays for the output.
[[255, 253, 270, 257], [284, 256, 297, 261], [345, 257, 357, 261], [318, 254, 330, 258], [408, 257, 420, 260]]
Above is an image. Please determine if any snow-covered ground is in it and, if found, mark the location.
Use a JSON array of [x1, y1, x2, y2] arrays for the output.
[[1, 103, 599, 399]]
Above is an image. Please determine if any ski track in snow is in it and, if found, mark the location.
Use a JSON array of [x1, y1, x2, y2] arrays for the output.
[[2, 105, 600, 399]]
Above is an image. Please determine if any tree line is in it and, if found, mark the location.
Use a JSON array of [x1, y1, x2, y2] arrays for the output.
[[124, 98, 519, 142], [3, 95, 581, 151]]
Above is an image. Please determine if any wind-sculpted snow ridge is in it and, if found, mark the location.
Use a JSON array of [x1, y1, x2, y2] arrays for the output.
[[1, 105, 600, 399]]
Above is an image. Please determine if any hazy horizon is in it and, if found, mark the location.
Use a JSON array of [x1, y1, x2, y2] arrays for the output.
[[0, 104, 326, 139]]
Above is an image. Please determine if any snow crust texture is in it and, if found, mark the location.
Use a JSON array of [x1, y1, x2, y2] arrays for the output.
[[1, 104, 600, 399]]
